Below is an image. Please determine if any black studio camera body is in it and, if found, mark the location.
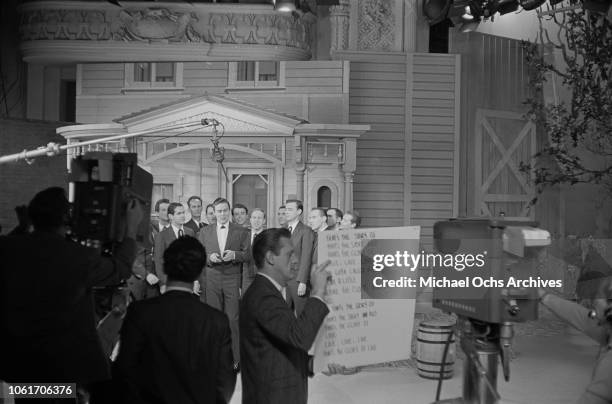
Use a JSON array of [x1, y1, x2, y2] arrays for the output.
[[68, 152, 153, 252], [432, 218, 551, 324]]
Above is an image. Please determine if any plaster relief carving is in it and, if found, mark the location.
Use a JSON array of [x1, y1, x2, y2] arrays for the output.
[[357, 0, 395, 51], [18, 3, 315, 61], [114, 9, 192, 42]]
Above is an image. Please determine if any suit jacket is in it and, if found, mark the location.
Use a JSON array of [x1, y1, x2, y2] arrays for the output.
[[243, 230, 262, 281], [184, 218, 207, 235], [290, 221, 315, 284], [154, 226, 195, 285], [0, 231, 137, 384], [198, 223, 249, 275], [114, 290, 236, 404], [240, 275, 329, 404]]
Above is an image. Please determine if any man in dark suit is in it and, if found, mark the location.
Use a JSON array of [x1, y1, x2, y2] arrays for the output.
[[198, 197, 249, 367], [184, 195, 207, 234], [114, 236, 236, 404], [144, 198, 170, 298], [153, 202, 195, 293], [0, 187, 142, 397], [241, 208, 265, 294], [285, 199, 316, 316], [240, 228, 330, 404]]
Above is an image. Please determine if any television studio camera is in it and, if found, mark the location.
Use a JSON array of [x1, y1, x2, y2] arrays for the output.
[[431, 218, 551, 404], [68, 151, 152, 354]]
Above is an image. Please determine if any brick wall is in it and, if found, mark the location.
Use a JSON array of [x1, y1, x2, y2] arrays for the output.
[[0, 118, 68, 232]]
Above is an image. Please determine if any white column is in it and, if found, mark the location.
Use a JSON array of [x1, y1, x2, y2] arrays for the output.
[[404, 0, 418, 52], [343, 171, 355, 212]]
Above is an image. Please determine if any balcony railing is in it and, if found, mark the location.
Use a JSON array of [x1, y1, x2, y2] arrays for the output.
[[19, 1, 315, 63]]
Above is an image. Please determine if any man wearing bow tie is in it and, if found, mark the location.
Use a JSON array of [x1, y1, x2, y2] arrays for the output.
[[184, 195, 207, 234], [198, 197, 249, 369], [242, 208, 266, 294], [154, 202, 195, 293]]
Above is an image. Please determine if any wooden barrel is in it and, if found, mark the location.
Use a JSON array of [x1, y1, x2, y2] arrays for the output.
[[416, 320, 456, 380]]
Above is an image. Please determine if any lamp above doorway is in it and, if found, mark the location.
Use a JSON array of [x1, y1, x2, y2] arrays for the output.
[[275, 0, 298, 12]]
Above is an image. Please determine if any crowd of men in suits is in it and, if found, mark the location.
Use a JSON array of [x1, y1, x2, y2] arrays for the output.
[[116, 195, 361, 403], [137, 195, 361, 364]]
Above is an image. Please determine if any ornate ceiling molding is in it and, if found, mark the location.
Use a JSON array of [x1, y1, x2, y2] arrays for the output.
[[19, 1, 315, 63]]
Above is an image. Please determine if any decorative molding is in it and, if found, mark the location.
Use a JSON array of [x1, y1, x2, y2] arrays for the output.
[[18, 2, 315, 63], [330, 0, 350, 54], [347, 0, 404, 52]]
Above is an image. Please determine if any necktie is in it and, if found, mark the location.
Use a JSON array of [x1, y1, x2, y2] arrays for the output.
[[178, 229, 184, 237], [221, 225, 226, 229], [199, 222, 205, 229]]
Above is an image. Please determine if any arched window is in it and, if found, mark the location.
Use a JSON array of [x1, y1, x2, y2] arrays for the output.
[[317, 186, 331, 209]]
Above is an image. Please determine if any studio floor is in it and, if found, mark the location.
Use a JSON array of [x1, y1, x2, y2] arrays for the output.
[[229, 309, 598, 404]]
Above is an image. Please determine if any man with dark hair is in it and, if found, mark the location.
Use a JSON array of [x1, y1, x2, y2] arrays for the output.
[[538, 273, 612, 403], [152, 198, 170, 234], [0, 186, 142, 399], [326, 208, 343, 231], [154, 202, 195, 293], [198, 197, 249, 368], [185, 196, 206, 234], [232, 203, 249, 228], [285, 199, 315, 316], [339, 210, 362, 230], [277, 205, 287, 228], [205, 203, 216, 226], [240, 228, 330, 404], [115, 237, 236, 404]]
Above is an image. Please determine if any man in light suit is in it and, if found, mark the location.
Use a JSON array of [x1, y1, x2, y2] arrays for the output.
[[184, 195, 207, 234], [285, 199, 315, 316], [115, 236, 236, 404], [242, 208, 265, 294], [240, 228, 330, 404], [198, 197, 249, 368], [154, 202, 195, 293]]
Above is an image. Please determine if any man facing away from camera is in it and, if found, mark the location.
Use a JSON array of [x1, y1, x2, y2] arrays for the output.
[[539, 273, 612, 404], [240, 228, 331, 404], [114, 236, 236, 404], [0, 187, 143, 401]]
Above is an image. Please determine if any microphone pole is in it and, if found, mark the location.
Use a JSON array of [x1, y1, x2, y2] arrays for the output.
[[0, 120, 214, 165]]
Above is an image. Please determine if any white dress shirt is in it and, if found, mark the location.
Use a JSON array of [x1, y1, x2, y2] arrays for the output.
[[171, 224, 185, 239], [158, 222, 169, 232], [287, 219, 300, 234], [251, 230, 261, 244], [217, 222, 229, 252]]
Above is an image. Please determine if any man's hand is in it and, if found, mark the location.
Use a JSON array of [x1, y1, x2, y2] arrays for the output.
[[222, 250, 235, 261], [298, 282, 307, 296], [125, 199, 144, 239], [146, 273, 159, 285], [210, 253, 222, 263], [322, 363, 361, 376], [160, 285, 167, 294], [193, 280, 201, 295], [310, 260, 332, 300]]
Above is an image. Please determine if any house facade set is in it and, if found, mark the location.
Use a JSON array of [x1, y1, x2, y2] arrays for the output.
[[7, 0, 563, 246]]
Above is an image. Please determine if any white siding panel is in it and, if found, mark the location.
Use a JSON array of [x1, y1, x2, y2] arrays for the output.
[[407, 54, 460, 247]]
